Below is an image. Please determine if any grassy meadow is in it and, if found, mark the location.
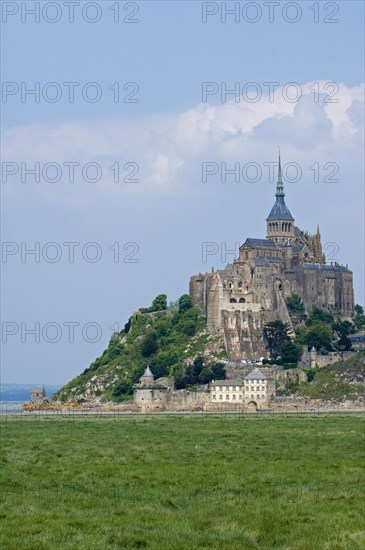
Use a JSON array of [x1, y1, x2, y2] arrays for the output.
[[1, 414, 364, 549]]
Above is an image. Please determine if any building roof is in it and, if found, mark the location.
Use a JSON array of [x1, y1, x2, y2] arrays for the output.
[[266, 196, 294, 221], [243, 238, 277, 249], [211, 379, 243, 387], [244, 368, 267, 381], [266, 153, 294, 222], [254, 256, 284, 266], [218, 263, 234, 275], [142, 366, 154, 377], [294, 226, 302, 236], [303, 263, 350, 272]]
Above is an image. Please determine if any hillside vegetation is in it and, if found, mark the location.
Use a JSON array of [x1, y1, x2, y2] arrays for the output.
[[55, 295, 226, 404], [281, 352, 365, 403]]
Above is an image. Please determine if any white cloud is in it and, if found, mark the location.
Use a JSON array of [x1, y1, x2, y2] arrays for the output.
[[2, 81, 364, 200]]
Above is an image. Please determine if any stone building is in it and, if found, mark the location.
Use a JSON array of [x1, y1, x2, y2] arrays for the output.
[[134, 366, 275, 411], [210, 379, 244, 404], [133, 366, 207, 412], [190, 153, 354, 361], [30, 386, 46, 403], [243, 368, 276, 407]]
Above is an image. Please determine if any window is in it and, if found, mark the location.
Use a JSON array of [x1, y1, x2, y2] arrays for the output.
[[226, 395, 229, 400], [239, 395, 243, 400], [230, 298, 237, 303], [233, 395, 236, 400], [219, 395, 222, 400], [213, 395, 216, 400]]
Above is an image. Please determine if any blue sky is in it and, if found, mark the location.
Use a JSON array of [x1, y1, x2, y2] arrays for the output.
[[1, 1, 364, 384]]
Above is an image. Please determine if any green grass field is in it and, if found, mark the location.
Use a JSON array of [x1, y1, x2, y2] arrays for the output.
[[1, 414, 364, 549]]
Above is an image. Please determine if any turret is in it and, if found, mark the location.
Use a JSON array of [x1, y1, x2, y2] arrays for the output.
[[266, 151, 295, 245], [139, 366, 154, 386], [309, 346, 317, 368]]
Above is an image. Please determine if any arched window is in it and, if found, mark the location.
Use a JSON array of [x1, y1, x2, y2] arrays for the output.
[[239, 298, 246, 303], [238, 281, 242, 288], [230, 298, 237, 303]]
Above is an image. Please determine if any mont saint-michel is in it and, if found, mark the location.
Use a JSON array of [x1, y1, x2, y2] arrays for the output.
[[28, 154, 364, 413], [190, 153, 354, 360]]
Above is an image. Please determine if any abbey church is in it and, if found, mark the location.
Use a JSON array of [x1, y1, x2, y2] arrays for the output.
[[190, 154, 354, 361]]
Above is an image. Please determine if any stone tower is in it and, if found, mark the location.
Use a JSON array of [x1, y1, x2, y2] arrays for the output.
[[266, 153, 295, 245], [139, 366, 154, 386]]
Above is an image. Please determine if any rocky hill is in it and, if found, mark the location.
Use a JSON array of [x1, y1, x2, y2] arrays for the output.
[[282, 352, 365, 403], [55, 302, 227, 404]]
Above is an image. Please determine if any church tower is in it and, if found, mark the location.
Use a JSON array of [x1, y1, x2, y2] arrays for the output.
[[266, 152, 295, 245]]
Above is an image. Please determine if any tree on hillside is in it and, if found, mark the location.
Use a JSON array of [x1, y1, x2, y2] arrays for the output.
[[303, 321, 333, 351], [336, 334, 352, 352], [263, 321, 290, 358], [112, 380, 133, 398], [124, 317, 132, 334], [307, 306, 333, 326], [333, 320, 356, 337], [141, 332, 158, 357], [178, 294, 193, 313], [151, 294, 167, 311], [354, 304, 365, 330], [150, 350, 179, 379], [281, 340, 302, 364], [183, 356, 204, 386], [210, 362, 227, 380], [286, 293, 306, 323]]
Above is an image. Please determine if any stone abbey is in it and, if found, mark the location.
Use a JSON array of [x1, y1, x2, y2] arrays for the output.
[[190, 154, 354, 361]]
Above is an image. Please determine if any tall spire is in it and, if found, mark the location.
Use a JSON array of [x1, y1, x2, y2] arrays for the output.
[[276, 147, 284, 197], [266, 148, 294, 224]]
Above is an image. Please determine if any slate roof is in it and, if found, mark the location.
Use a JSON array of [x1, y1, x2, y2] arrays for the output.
[[243, 238, 277, 249], [219, 263, 234, 274], [142, 366, 154, 377], [266, 196, 294, 221], [303, 263, 350, 272], [244, 368, 267, 381], [254, 256, 283, 266], [211, 379, 243, 387]]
